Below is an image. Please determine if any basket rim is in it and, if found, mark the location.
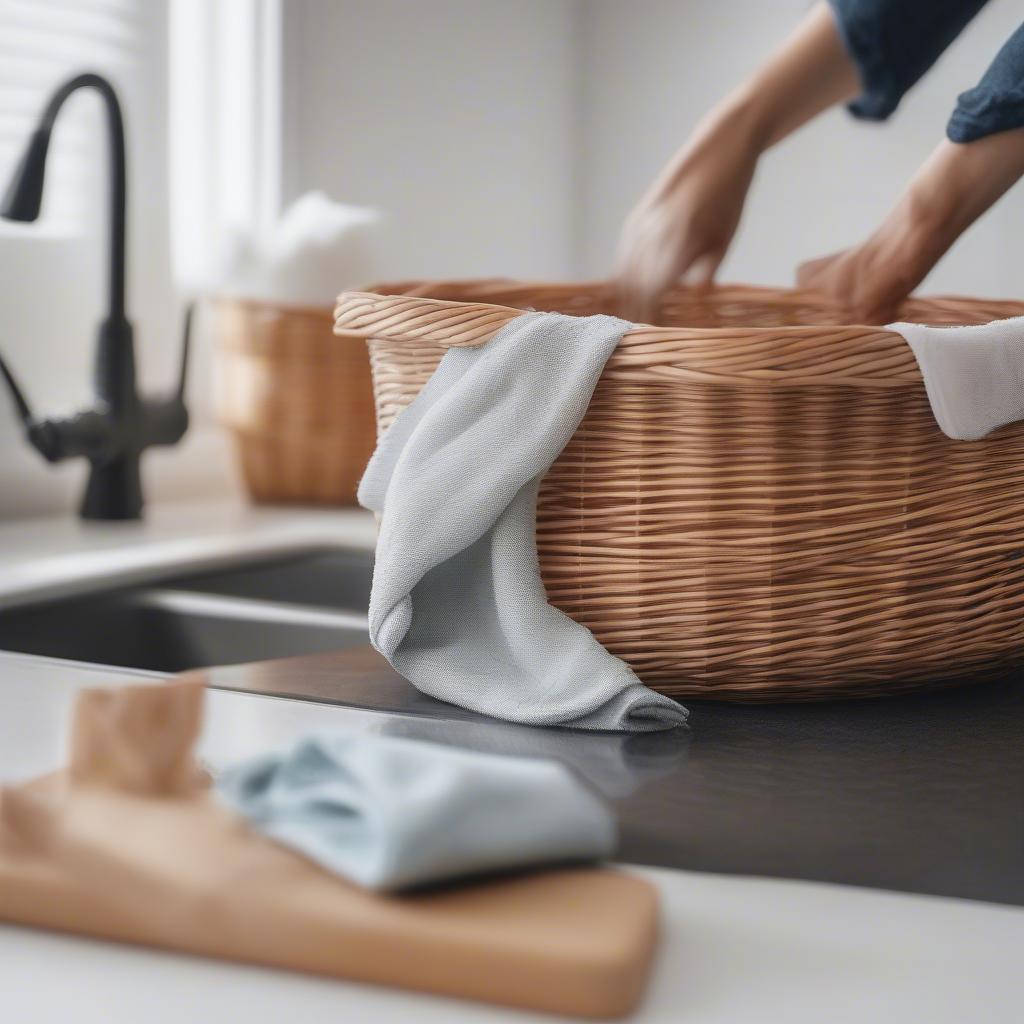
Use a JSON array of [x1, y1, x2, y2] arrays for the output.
[[333, 280, 1024, 388]]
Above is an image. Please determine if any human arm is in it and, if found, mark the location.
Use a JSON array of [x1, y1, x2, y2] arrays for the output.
[[797, 126, 1024, 323], [616, 0, 994, 321], [616, 2, 859, 321], [798, 21, 1024, 322]]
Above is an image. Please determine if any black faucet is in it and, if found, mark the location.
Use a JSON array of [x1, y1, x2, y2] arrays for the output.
[[0, 72, 190, 521]]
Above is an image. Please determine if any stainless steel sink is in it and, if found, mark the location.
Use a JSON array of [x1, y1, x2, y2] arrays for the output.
[[169, 548, 374, 609], [0, 547, 373, 674]]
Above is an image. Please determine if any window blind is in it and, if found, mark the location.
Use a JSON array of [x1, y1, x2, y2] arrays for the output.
[[0, 0, 142, 229]]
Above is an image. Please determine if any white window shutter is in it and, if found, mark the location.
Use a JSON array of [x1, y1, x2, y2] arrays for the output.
[[0, 0, 142, 230]]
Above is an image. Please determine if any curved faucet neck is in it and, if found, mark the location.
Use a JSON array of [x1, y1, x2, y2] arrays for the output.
[[42, 73, 127, 322]]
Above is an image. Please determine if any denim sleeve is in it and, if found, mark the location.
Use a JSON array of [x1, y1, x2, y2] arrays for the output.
[[948, 22, 1024, 142], [827, 0, 991, 120]]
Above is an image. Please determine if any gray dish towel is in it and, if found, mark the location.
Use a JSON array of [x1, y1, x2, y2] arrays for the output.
[[889, 316, 1024, 440], [358, 311, 688, 733], [218, 732, 616, 892]]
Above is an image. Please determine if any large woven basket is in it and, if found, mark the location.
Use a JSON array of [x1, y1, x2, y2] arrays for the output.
[[215, 297, 376, 504], [334, 280, 1024, 701]]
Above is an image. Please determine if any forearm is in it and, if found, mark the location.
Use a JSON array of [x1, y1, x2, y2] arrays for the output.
[[714, 2, 859, 152], [869, 129, 1024, 288]]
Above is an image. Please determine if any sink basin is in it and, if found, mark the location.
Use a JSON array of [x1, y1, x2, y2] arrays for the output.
[[0, 548, 373, 674], [169, 548, 374, 609]]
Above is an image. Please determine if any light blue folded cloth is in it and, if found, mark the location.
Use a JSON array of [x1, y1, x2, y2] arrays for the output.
[[358, 310, 688, 733], [218, 732, 616, 892]]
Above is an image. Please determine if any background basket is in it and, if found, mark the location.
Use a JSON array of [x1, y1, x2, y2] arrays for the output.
[[335, 279, 1024, 702], [215, 297, 376, 504]]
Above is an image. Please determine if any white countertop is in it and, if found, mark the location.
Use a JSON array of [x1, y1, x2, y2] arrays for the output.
[[1, 503, 1022, 1022], [0, 500, 377, 610], [1, 651, 1022, 1024]]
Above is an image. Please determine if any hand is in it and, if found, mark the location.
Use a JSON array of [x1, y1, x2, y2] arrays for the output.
[[796, 242, 922, 325], [798, 129, 1024, 323], [617, 113, 759, 322]]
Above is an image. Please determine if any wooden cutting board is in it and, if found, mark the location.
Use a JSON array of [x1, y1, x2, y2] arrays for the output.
[[0, 665, 660, 1020]]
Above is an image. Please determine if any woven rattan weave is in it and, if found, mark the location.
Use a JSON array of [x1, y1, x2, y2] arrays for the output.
[[334, 280, 1024, 701], [216, 297, 376, 504]]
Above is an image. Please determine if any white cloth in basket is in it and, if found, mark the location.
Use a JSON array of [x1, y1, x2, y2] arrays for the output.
[[358, 311, 688, 733], [889, 316, 1024, 440]]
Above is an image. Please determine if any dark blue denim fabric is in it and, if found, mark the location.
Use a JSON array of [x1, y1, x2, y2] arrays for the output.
[[828, 0, 1024, 142], [948, 22, 1024, 142]]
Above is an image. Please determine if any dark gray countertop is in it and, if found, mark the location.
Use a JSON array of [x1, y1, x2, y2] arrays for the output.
[[200, 647, 1024, 907]]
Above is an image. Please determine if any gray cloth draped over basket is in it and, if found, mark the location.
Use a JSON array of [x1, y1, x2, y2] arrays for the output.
[[358, 311, 688, 732]]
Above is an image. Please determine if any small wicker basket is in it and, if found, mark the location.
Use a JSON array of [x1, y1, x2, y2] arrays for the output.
[[215, 297, 376, 504], [335, 279, 1024, 702]]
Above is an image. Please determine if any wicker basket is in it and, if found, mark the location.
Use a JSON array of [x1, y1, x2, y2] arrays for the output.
[[215, 297, 376, 504], [334, 279, 1024, 702]]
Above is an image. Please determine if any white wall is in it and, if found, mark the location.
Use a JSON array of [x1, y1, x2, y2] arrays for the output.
[[280, 0, 581, 281], [577, 0, 1024, 296], [283, 0, 1024, 293]]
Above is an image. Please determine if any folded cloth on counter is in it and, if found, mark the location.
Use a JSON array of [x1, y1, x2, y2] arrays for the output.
[[889, 316, 1024, 440], [358, 311, 688, 733], [218, 732, 616, 892]]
